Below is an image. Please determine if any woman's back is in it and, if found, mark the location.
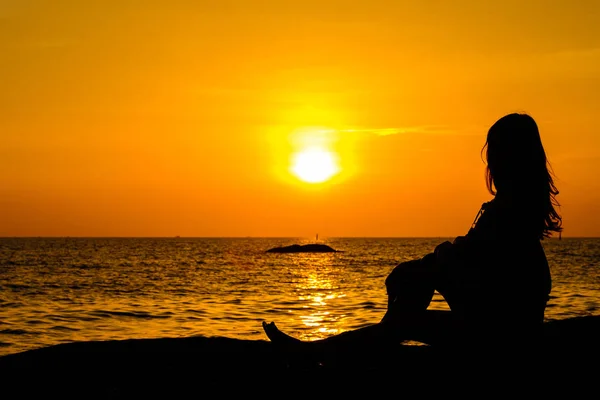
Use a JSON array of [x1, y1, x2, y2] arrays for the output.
[[437, 196, 551, 326]]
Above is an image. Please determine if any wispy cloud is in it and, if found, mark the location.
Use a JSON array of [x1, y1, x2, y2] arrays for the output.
[[339, 125, 455, 136]]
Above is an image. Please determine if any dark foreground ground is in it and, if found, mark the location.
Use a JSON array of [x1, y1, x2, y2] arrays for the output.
[[1, 316, 598, 398]]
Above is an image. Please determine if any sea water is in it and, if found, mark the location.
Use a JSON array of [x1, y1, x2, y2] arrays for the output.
[[1, 237, 599, 357]]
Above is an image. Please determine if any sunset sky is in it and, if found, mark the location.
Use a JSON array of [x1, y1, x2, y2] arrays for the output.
[[1, 0, 599, 238]]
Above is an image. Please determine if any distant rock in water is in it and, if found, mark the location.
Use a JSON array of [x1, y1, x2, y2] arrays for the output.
[[266, 244, 339, 253]]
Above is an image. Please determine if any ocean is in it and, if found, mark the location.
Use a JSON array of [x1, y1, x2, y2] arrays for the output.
[[1, 237, 599, 357]]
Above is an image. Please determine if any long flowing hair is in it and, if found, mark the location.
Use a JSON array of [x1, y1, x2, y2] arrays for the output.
[[482, 113, 563, 238]]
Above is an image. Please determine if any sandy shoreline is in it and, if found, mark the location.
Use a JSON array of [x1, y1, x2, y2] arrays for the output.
[[1, 315, 598, 396]]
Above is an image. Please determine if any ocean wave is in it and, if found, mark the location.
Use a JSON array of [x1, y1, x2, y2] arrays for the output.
[[88, 310, 174, 320], [0, 329, 31, 335]]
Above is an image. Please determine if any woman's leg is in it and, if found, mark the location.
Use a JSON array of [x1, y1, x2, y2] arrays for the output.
[[263, 309, 461, 353], [262, 257, 456, 363], [262, 320, 397, 368]]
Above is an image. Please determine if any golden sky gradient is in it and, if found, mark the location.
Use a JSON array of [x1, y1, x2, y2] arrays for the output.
[[1, 1, 599, 237]]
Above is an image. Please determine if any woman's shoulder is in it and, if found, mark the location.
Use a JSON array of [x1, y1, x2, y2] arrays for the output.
[[469, 197, 515, 234], [479, 195, 518, 217], [469, 199, 496, 229], [473, 195, 540, 240]]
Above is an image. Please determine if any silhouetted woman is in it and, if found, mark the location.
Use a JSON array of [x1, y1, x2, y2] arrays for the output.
[[262, 113, 563, 364]]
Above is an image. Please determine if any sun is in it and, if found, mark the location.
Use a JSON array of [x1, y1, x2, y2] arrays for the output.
[[290, 147, 340, 183]]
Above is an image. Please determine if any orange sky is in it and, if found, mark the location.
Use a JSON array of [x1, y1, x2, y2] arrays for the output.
[[1, 1, 599, 237]]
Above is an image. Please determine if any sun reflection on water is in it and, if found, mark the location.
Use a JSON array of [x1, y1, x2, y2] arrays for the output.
[[288, 255, 352, 340]]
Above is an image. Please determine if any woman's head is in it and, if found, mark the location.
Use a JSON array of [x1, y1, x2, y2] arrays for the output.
[[483, 113, 562, 237]]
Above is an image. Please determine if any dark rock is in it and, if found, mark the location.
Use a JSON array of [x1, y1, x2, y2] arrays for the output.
[[266, 244, 340, 253]]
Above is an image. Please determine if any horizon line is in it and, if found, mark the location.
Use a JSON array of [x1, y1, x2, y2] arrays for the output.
[[0, 235, 590, 239]]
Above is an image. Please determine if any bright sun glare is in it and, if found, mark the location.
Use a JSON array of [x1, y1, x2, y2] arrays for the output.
[[291, 147, 340, 183]]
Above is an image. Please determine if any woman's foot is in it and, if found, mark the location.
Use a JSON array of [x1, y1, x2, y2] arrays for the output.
[[262, 321, 303, 346], [262, 321, 322, 368]]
